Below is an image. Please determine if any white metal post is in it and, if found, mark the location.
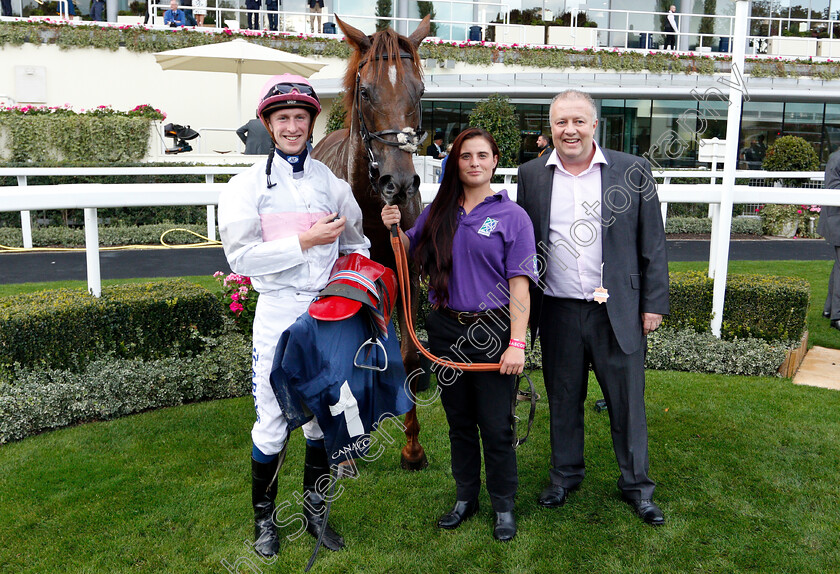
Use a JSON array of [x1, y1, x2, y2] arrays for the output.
[[708, 159, 719, 278], [16, 175, 33, 249], [206, 174, 217, 241], [710, 0, 749, 338], [84, 208, 102, 297]]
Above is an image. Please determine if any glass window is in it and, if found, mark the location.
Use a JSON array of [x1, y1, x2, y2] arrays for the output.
[[518, 103, 548, 163], [783, 102, 824, 160], [333, 0, 378, 34], [823, 103, 840, 162], [740, 101, 783, 169], [648, 100, 698, 168]]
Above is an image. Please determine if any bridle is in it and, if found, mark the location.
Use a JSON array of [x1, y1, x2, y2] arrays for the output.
[[354, 52, 427, 197]]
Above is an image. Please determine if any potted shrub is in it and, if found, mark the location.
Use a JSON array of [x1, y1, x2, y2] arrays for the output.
[[758, 136, 820, 237]]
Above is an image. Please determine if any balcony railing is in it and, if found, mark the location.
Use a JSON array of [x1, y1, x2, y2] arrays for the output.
[[4, 4, 840, 59]]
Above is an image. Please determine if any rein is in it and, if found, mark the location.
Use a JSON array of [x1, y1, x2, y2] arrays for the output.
[[355, 53, 427, 195], [389, 224, 501, 372], [390, 224, 537, 448]]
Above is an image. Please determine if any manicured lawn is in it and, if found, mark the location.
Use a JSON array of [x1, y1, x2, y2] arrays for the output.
[[1, 370, 839, 573], [2, 262, 839, 572], [0, 275, 218, 298]]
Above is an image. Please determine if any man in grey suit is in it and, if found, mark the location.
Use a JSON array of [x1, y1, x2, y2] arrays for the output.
[[819, 149, 840, 331], [516, 89, 670, 526], [236, 118, 273, 155]]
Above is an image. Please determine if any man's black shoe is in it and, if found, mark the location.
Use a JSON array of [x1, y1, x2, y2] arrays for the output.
[[823, 311, 831, 318], [831, 319, 840, 331], [537, 484, 576, 508], [437, 499, 479, 529], [493, 511, 516, 542], [622, 496, 665, 526]]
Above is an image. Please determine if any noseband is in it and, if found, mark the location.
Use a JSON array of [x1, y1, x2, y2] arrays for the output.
[[355, 53, 427, 197]]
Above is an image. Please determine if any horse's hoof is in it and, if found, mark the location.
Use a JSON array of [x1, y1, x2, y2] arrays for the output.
[[400, 451, 428, 471]]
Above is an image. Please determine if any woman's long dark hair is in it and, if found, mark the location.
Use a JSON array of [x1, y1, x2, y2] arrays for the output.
[[413, 127, 500, 308]]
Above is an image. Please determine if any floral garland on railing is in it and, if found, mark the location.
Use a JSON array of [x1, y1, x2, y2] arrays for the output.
[[0, 103, 166, 163], [3, 20, 840, 79], [0, 103, 166, 120]]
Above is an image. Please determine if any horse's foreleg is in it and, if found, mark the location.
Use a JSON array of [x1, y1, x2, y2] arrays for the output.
[[399, 273, 427, 471]]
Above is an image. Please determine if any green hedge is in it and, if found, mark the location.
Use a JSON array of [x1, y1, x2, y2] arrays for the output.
[[0, 162, 240, 228], [0, 279, 223, 373], [0, 223, 214, 247], [665, 216, 763, 236], [645, 327, 788, 376], [0, 325, 250, 444], [665, 271, 809, 343], [0, 114, 154, 163]]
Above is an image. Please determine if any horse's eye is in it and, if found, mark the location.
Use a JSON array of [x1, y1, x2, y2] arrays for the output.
[[360, 87, 371, 101]]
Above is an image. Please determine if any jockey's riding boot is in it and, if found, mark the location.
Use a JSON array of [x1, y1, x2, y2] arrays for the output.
[[302, 444, 346, 551], [251, 456, 280, 557]]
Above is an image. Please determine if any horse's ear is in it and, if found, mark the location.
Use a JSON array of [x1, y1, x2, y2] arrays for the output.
[[336, 15, 371, 53], [407, 14, 431, 48]]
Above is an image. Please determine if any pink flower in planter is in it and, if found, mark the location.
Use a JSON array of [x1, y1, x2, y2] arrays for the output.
[[230, 302, 244, 313]]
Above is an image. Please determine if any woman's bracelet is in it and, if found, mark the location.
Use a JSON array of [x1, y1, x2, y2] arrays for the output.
[[508, 339, 526, 350]]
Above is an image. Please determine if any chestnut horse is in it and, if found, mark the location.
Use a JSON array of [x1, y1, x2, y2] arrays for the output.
[[312, 16, 431, 470]]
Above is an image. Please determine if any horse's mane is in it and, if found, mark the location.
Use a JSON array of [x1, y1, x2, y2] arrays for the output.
[[342, 28, 423, 115]]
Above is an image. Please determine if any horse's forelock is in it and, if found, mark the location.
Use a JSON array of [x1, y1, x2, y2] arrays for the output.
[[342, 28, 422, 114]]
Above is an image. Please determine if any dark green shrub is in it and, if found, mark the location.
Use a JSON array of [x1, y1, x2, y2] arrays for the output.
[[0, 279, 223, 373], [325, 92, 347, 134], [469, 94, 520, 168], [0, 324, 250, 443], [665, 271, 809, 343], [761, 135, 820, 187]]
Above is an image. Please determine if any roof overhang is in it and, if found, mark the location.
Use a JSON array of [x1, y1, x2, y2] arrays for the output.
[[311, 72, 840, 103]]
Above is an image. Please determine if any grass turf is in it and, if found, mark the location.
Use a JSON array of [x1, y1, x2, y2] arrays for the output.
[[1, 370, 839, 573], [2, 262, 840, 572]]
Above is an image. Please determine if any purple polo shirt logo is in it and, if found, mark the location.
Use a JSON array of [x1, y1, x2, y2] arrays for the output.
[[477, 217, 499, 237]]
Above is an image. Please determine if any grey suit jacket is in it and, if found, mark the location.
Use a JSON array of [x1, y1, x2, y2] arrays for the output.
[[236, 119, 273, 155], [516, 147, 670, 355], [818, 150, 840, 246]]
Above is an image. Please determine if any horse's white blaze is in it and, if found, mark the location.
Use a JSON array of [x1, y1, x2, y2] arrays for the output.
[[389, 65, 397, 86]]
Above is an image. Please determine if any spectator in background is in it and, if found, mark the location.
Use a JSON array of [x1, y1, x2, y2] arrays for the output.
[[754, 134, 767, 161], [193, 0, 206, 25], [536, 134, 552, 158], [819, 149, 840, 332], [181, 0, 197, 26], [265, 0, 279, 30], [1, 0, 14, 17], [90, 0, 105, 20], [438, 143, 454, 183], [236, 118, 273, 155], [308, 0, 324, 33], [246, 0, 260, 29], [426, 131, 445, 159], [663, 5, 679, 50], [164, 0, 186, 26]]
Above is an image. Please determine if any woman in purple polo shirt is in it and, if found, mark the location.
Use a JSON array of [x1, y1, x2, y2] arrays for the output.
[[382, 127, 536, 542]]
